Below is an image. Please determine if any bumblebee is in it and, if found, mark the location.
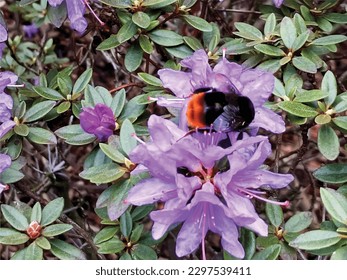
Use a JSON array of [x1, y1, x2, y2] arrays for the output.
[[186, 87, 255, 132]]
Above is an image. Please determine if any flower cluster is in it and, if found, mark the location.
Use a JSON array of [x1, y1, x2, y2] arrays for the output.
[[125, 115, 293, 259]]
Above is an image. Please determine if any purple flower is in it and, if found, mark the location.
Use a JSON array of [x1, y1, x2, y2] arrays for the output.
[[66, 0, 88, 33], [47, 0, 104, 33], [273, 0, 284, 8], [157, 50, 285, 135], [0, 19, 7, 59], [23, 23, 39, 38], [123, 115, 293, 259], [79, 103, 116, 142], [0, 71, 17, 138], [0, 153, 11, 194], [0, 71, 18, 93]]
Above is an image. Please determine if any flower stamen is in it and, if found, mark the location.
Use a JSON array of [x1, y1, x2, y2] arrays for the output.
[[81, 0, 105, 26], [238, 188, 290, 207]]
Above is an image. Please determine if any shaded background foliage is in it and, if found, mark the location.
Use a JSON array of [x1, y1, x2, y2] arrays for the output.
[[0, 0, 347, 260]]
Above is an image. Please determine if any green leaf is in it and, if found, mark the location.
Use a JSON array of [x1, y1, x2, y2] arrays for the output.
[[264, 13, 276, 36], [24, 242, 43, 260], [293, 13, 307, 34], [203, 22, 220, 51], [0, 168, 25, 184], [317, 17, 333, 33], [47, 4, 66, 28], [257, 59, 281, 73], [1, 205, 29, 231], [120, 119, 137, 156], [315, 114, 331, 125], [322, 71, 337, 107], [57, 101, 71, 114], [234, 22, 263, 41], [292, 31, 309, 52], [294, 90, 328, 102], [50, 239, 86, 260], [254, 44, 285, 57], [79, 163, 127, 184], [166, 45, 193, 59], [117, 21, 138, 43], [99, 143, 125, 163], [240, 228, 256, 260], [19, 0, 37, 5], [73, 68, 93, 94], [318, 125, 339, 161], [55, 124, 96, 145], [112, 89, 126, 117], [131, 244, 157, 260], [292, 56, 317, 74], [42, 224, 73, 237], [149, 30, 184, 47], [333, 116, 347, 130], [266, 202, 283, 227], [311, 35, 347, 46], [125, 43, 143, 72], [14, 124, 29, 137], [99, 0, 131, 8], [120, 211, 133, 238], [143, 0, 177, 8], [139, 35, 153, 54], [118, 95, 146, 122], [138, 72, 162, 86], [132, 11, 151, 29], [57, 73, 73, 97], [97, 237, 125, 254], [313, 163, 347, 184], [0, 228, 29, 245], [131, 205, 155, 221], [93, 227, 118, 245], [27, 127, 57, 145], [35, 236, 51, 250], [96, 35, 121, 51], [280, 17, 297, 49], [182, 15, 212, 32], [24, 100, 56, 123], [41, 197, 64, 227], [30, 202, 42, 223], [289, 230, 341, 250], [220, 39, 253, 55], [277, 101, 318, 117], [320, 188, 347, 225], [130, 224, 144, 243], [284, 212, 313, 232], [183, 36, 204, 51], [33, 86, 64, 100], [331, 246, 347, 260], [104, 180, 133, 220], [323, 13, 347, 24], [252, 244, 281, 260]]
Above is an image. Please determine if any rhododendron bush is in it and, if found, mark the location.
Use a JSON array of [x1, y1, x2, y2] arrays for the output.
[[0, 0, 347, 260]]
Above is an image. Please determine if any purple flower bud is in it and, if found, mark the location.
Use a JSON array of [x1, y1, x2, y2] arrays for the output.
[[80, 103, 116, 142], [23, 23, 39, 38]]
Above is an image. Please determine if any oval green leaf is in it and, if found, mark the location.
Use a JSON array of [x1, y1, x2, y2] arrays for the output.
[[318, 124, 339, 161]]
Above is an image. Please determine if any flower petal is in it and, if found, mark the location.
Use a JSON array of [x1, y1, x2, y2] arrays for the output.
[[0, 120, 15, 138], [251, 107, 285, 133], [0, 153, 11, 173], [126, 178, 177, 205], [158, 69, 193, 98]]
